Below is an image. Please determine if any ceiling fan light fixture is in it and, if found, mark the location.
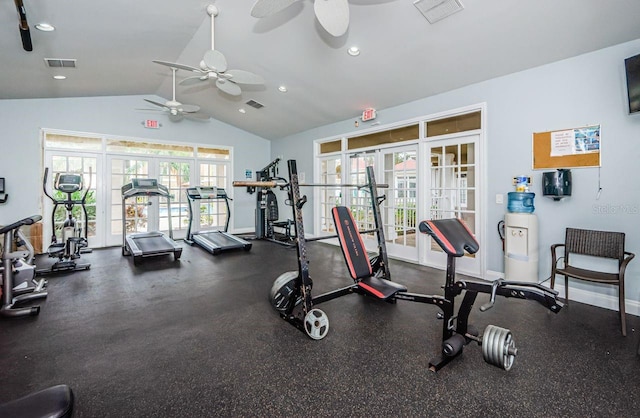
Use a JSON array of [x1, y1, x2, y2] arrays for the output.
[[347, 46, 360, 57], [35, 23, 55, 32]]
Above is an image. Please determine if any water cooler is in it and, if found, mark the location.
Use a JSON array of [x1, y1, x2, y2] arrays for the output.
[[504, 177, 538, 282]]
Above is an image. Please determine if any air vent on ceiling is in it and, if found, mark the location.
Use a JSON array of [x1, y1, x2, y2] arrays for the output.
[[44, 58, 77, 68], [413, 0, 464, 24], [246, 99, 264, 109]]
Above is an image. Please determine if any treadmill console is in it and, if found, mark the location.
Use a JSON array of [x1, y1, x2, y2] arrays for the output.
[[132, 178, 158, 189], [197, 186, 217, 199], [187, 186, 228, 200], [55, 173, 84, 193], [121, 178, 169, 198]]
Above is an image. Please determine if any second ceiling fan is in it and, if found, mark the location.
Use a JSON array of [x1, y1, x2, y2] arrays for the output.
[[251, 0, 350, 37], [156, 4, 264, 97]]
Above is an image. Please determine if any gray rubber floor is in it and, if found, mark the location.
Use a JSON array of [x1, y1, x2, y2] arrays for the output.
[[1, 240, 639, 417]]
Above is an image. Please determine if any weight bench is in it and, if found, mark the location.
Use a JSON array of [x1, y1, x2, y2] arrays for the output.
[[267, 159, 564, 371], [0, 384, 74, 418]]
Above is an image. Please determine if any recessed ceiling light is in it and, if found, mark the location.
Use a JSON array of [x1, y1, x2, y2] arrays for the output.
[[35, 23, 55, 32], [53, 75, 66, 80], [347, 46, 360, 56], [238, 108, 246, 114], [278, 85, 288, 93]]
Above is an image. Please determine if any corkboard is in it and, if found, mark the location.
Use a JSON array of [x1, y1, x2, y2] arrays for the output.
[[532, 125, 601, 169]]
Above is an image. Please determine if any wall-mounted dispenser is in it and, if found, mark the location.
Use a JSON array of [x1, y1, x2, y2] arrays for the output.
[[0, 177, 7, 204], [543, 169, 571, 201]]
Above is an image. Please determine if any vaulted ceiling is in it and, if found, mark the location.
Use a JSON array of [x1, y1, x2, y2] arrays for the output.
[[2, 0, 640, 140]]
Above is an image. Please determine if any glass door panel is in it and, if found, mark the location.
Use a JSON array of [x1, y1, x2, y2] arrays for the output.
[[318, 157, 342, 235], [382, 146, 418, 261], [43, 153, 100, 249], [159, 161, 192, 238], [197, 162, 230, 232], [424, 134, 479, 274], [347, 153, 377, 251], [107, 157, 150, 246]]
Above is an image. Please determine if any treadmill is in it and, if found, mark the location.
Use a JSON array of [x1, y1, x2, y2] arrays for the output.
[[121, 178, 182, 264], [185, 186, 251, 255]]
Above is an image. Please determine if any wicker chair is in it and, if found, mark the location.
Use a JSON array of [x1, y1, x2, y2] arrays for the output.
[[550, 228, 635, 336]]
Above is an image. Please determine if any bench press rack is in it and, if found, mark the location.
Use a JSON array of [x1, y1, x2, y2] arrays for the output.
[[249, 159, 563, 372]]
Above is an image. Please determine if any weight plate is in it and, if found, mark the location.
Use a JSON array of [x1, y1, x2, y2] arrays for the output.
[[269, 271, 298, 313], [304, 308, 329, 340], [482, 325, 517, 371]]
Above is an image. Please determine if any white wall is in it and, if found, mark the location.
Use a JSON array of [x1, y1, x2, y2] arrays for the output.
[[272, 39, 640, 313], [0, 95, 270, 231]]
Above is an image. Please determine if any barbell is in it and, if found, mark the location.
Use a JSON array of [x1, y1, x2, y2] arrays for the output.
[[232, 180, 389, 189]]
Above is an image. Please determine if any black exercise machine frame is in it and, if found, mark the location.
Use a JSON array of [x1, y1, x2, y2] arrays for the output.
[[271, 159, 563, 372], [38, 167, 92, 275]]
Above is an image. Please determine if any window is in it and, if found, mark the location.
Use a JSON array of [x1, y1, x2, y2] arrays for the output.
[[348, 124, 418, 150]]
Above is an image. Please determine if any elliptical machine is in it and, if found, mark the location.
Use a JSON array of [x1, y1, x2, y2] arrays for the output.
[[1, 215, 47, 317], [38, 168, 91, 275]]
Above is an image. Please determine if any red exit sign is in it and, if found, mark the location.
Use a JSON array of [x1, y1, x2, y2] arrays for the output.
[[144, 119, 160, 129], [362, 108, 376, 122]]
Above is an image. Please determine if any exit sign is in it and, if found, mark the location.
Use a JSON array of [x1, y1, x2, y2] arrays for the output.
[[144, 119, 160, 129], [362, 108, 376, 122]]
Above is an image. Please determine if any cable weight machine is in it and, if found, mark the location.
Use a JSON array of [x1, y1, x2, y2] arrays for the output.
[[243, 158, 295, 246]]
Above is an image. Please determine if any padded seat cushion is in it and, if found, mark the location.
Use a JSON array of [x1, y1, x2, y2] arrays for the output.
[[419, 218, 479, 257], [358, 275, 408, 299]]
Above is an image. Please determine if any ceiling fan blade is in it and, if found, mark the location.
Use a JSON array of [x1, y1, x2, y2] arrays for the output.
[[226, 70, 265, 85], [153, 60, 202, 74], [203, 50, 228, 73], [183, 112, 211, 121], [14, 0, 33, 51], [179, 104, 201, 113], [314, 0, 350, 37], [251, 0, 299, 18], [216, 79, 242, 96], [144, 99, 169, 110], [179, 75, 209, 86]]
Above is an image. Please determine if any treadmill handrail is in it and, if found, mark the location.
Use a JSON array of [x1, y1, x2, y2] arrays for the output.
[[121, 179, 176, 253], [185, 186, 231, 237]]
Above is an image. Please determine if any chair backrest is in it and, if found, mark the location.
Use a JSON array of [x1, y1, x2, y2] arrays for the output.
[[565, 228, 625, 261], [332, 206, 373, 280]]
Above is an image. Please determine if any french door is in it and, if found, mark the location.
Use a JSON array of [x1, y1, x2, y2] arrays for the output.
[[106, 157, 195, 246], [347, 153, 378, 252], [381, 146, 418, 261], [106, 156, 151, 247], [421, 134, 480, 275]]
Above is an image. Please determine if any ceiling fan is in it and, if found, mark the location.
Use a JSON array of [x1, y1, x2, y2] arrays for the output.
[[155, 4, 264, 97], [13, 0, 33, 51], [143, 65, 211, 122], [251, 0, 350, 37]]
